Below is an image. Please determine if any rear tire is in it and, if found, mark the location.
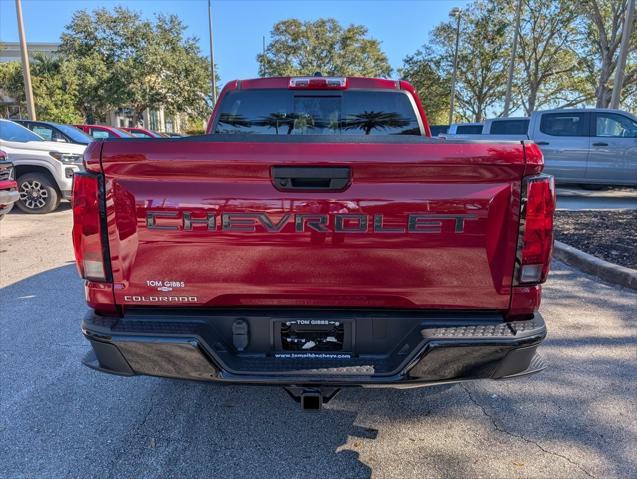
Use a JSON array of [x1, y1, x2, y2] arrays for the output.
[[16, 173, 60, 214]]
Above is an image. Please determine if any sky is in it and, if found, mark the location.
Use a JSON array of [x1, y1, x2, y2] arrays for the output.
[[0, 0, 471, 84]]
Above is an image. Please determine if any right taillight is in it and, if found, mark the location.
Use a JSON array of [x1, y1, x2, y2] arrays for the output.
[[516, 174, 556, 284], [72, 172, 108, 282]]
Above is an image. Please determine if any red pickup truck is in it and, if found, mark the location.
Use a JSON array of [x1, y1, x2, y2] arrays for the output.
[[0, 149, 19, 219], [73, 76, 555, 409]]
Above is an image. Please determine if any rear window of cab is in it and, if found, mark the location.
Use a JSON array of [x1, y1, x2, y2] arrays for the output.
[[213, 89, 422, 136]]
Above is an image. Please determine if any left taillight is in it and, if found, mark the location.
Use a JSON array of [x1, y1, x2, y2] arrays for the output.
[[72, 172, 108, 282], [515, 174, 556, 285]]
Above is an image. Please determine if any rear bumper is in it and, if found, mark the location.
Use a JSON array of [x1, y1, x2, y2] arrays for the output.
[[81, 309, 547, 388]]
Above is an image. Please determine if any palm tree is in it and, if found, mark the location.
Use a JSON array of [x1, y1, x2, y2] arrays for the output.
[[341, 111, 409, 135], [256, 113, 295, 135], [216, 113, 251, 131], [31, 53, 60, 76]]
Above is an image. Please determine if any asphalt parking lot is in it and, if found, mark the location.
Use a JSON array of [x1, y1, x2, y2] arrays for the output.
[[1, 206, 635, 478]]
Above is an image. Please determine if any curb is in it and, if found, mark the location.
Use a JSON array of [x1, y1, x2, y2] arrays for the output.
[[553, 240, 637, 290]]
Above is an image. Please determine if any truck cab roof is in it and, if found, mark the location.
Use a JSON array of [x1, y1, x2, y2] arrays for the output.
[[225, 76, 403, 91], [534, 108, 636, 116]]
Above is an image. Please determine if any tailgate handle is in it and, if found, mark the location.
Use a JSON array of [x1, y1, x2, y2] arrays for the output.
[[272, 166, 351, 191]]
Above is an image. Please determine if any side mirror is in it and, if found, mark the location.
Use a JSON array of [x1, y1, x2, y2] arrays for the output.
[[0, 149, 7, 161]]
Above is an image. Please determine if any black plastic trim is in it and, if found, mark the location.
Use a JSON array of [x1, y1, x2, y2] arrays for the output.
[[82, 309, 546, 386], [272, 166, 351, 192], [97, 133, 525, 145], [97, 172, 113, 282]]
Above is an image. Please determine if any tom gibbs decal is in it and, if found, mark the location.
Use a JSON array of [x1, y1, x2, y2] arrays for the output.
[[146, 280, 186, 292]]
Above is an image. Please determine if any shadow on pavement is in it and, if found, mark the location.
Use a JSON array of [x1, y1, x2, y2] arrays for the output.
[[0, 261, 635, 478]]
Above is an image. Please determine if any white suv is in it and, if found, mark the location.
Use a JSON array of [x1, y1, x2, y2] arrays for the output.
[[0, 119, 87, 214]]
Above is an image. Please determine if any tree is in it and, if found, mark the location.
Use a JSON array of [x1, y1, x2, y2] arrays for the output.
[[399, 47, 450, 125], [0, 62, 24, 106], [30, 54, 83, 123], [401, 0, 616, 119], [452, 3, 511, 122], [406, 1, 511, 122], [342, 112, 409, 135], [578, 0, 637, 107], [258, 18, 392, 77], [0, 56, 83, 123], [59, 7, 216, 123], [515, 0, 583, 113]]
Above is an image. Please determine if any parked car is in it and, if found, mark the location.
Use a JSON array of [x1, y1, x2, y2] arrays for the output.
[[482, 117, 530, 136], [449, 109, 637, 186], [0, 149, 19, 219], [74, 76, 553, 409], [74, 124, 134, 139], [429, 125, 449, 136], [447, 122, 483, 135], [15, 120, 93, 145], [121, 127, 163, 138], [0, 119, 86, 213], [473, 110, 637, 185], [529, 109, 637, 185]]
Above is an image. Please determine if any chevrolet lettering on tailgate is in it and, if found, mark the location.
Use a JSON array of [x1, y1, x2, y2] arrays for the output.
[[146, 211, 479, 234]]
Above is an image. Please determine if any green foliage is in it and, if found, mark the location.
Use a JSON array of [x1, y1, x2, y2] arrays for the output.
[[0, 62, 24, 105], [400, 0, 635, 119], [31, 55, 84, 123], [4, 2, 633, 127], [515, 0, 582, 114], [450, 1, 510, 121], [413, 0, 510, 122], [258, 18, 392, 78], [184, 128, 206, 136], [59, 6, 216, 123], [577, 0, 636, 108], [399, 48, 450, 125], [0, 57, 83, 123]]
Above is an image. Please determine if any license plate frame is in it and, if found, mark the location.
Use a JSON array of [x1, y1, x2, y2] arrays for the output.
[[273, 319, 354, 354]]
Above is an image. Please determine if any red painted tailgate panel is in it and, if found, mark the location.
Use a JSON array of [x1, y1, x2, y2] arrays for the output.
[[98, 139, 524, 311]]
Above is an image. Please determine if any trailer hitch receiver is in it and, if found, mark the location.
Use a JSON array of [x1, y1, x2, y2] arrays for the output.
[[284, 386, 341, 411]]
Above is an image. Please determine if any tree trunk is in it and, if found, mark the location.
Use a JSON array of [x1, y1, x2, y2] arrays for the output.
[[134, 107, 147, 128], [526, 85, 538, 115], [596, 60, 613, 107], [588, 0, 629, 108]]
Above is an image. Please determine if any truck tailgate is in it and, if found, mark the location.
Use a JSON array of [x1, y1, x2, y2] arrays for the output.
[[99, 138, 526, 311]]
